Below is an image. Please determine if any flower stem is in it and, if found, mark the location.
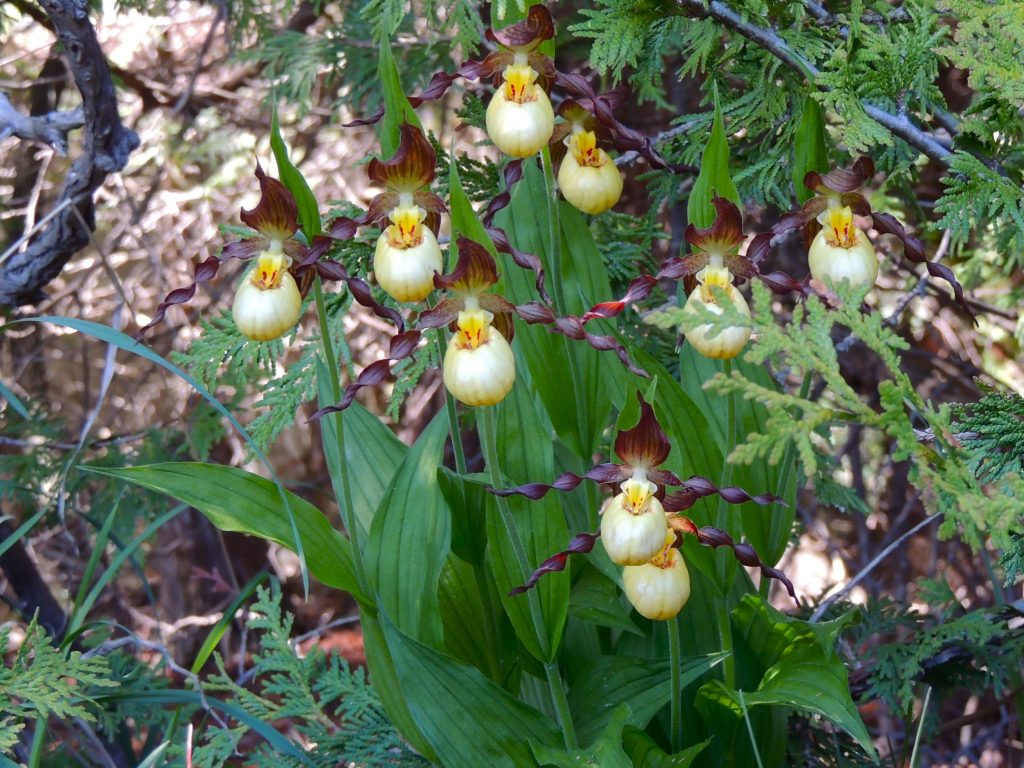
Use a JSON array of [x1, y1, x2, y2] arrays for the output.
[[714, 356, 737, 687], [714, 357, 738, 568], [313, 277, 369, 599], [433, 327, 467, 475], [667, 616, 683, 753], [540, 145, 566, 316], [477, 405, 577, 748], [760, 370, 811, 599], [540, 144, 594, 460]]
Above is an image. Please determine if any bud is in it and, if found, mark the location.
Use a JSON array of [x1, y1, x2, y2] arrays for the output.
[[232, 247, 303, 341], [557, 130, 623, 215]]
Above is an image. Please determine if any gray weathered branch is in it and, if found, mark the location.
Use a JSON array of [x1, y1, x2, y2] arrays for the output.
[[675, 0, 955, 166], [0, 0, 139, 306], [0, 92, 83, 155]]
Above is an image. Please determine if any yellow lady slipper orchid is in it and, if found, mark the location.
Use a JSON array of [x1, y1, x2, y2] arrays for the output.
[[442, 306, 516, 407], [808, 204, 878, 289], [622, 532, 691, 621], [232, 246, 303, 341], [557, 130, 623, 215], [600, 475, 669, 566], [486, 58, 554, 158], [373, 201, 443, 302], [682, 264, 752, 359]]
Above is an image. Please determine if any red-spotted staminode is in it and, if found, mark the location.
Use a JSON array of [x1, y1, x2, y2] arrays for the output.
[[420, 237, 518, 407], [552, 99, 624, 215], [491, 392, 794, 619]]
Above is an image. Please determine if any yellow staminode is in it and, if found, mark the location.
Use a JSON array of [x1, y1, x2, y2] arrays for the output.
[[387, 204, 426, 249], [455, 308, 493, 350], [251, 251, 289, 290], [502, 63, 540, 104], [824, 205, 857, 248], [649, 530, 678, 569], [620, 477, 656, 514], [698, 265, 733, 303], [568, 130, 602, 167]]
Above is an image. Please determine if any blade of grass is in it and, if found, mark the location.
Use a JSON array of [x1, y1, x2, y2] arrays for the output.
[[73, 489, 124, 610], [64, 504, 186, 639], [0, 507, 46, 560], [0, 379, 30, 420]]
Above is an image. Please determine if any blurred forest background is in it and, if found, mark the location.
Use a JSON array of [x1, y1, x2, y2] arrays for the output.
[[1, 0, 1022, 765]]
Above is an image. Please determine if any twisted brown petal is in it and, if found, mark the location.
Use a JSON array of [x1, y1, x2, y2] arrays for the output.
[[488, 464, 630, 500], [870, 211, 974, 320], [662, 475, 781, 512], [657, 253, 708, 281], [418, 298, 462, 329], [310, 330, 422, 419], [548, 315, 649, 378], [757, 269, 809, 296], [509, 531, 600, 596], [519, 305, 637, 363], [137, 239, 264, 337], [580, 274, 658, 323], [481, 160, 524, 228], [693, 526, 797, 603], [240, 162, 299, 240], [486, 226, 550, 304], [367, 122, 437, 193]]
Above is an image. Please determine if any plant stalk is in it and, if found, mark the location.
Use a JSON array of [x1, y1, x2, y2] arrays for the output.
[[909, 686, 932, 767], [714, 358, 737, 687], [433, 327, 468, 475], [313, 277, 370, 599], [540, 144, 594, 461], [715, 357, 738, 580], [477, 405, 577, 748], [540, 145, 566, 316], [667, 617, 683, 753]]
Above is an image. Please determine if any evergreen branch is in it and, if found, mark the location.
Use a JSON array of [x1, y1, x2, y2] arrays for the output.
[[674, 0, 955, 165]]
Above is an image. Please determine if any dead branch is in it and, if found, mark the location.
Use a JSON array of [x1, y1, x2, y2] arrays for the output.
[[0, 0, 139, 306], [0, 92, 83, 155]]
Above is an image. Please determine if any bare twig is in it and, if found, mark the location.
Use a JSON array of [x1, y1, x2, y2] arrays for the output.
[[0, 428, 155, 451], [809, 513, 942, 623], [0, 91, 82, 155], [55, 302, 122, 522]]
